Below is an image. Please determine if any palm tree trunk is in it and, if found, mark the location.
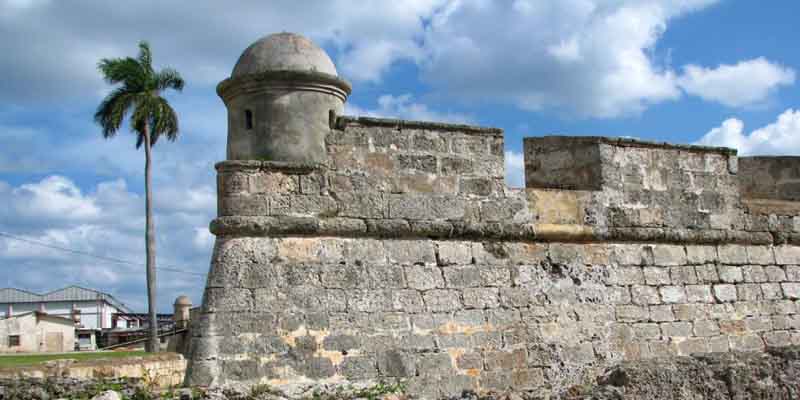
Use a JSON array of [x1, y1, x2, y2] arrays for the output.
[[143, 122, 159, 353]]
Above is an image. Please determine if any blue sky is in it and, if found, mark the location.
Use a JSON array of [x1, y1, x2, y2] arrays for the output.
[[1, 0, 798, 312]]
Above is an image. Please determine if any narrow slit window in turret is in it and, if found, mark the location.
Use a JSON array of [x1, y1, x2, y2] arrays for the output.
[[244, 109, 253, 130]]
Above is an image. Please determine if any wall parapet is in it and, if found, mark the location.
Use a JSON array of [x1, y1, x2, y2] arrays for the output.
[[740, 156, 800, 202], [334, 115, 504, 136]]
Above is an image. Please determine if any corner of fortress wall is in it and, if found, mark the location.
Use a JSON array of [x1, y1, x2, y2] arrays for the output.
[[187, 114, 800, 398]]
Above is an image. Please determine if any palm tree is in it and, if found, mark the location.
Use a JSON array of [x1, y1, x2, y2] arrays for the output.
[[94, 41, 184, 352]]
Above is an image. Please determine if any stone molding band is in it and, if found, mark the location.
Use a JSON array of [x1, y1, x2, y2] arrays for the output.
[[215, 160, 323, 174], [217, 70, 352, 103], [209, 216, 779, 245]]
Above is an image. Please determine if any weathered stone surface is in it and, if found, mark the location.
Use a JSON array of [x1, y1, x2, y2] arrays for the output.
[[191, 33, 800, 399]]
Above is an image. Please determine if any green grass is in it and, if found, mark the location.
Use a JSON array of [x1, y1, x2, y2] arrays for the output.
[[0, 351, 150, 368]]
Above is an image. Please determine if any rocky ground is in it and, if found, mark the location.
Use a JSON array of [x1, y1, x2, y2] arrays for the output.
[[548, 346, 800, 400], [2, 347, 799, 400]]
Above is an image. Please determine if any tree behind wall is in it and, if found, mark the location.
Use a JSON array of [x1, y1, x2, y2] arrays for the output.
[[94, 41, 184, 352]]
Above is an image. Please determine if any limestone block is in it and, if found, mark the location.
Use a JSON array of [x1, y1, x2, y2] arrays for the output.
[[674, 304, 710, 321], [670, 266, 698, 284], [693, 320, 720, 337], [708, 336, 730, 353], [384, 240, 436, 265], [481, 198, 528, 223], [337, 192, 385, 219], [761, 283, 783, 300], [648, 340, 674, 358], [773, 315, 800, 330], [718, 244, 748, 265], [423, 289, 462, 312], [763, 331, 793, 347], [746, 246, 775, 265], [632, 323, 661, 339], [405, 265, 445, 290], [659, 286, 687, 304], [787, 266, 800, 281], [675, 337, 709, 355], [737, 284, 764, 301], [387, 195, 466, 220], [485, 349, 527, 370], [733, 301, 764, 318], [339, 356, 378, 379], [203, 288, 253, 312], [743, 316, 772, 332], [480, 370, 513, 392], [718, 265, 744, 283], [782, 283, 800, 299], [399, 334, 436, 351], [643, 266, 671, 285], [649, 305, 675, 322], [686, 285, 713, 303], [631, 285, 660, 305], [616, 305, 650, 322], [610, 267, 645, 285], [653, 245, 686, 266], [416, 352, 455, 377], [729, 334, 764, 352], [764, 265, 787, 282], [776, 245, 800, 265], [610, 244, 652, 266], [686, 245, 718, 265], [527, 189, 590, 225], [512, 368, 546, 390], [767, 300, 797, 315], [462, 287, 500, 309], [608, 286, 632, 305], [660, 322, 692, 337], [713, 285, 738, 302], [436, 241, 473, 265], [500, 287, 543, 308], [453, 265, 511, 288], [742, 265, 768, 283]]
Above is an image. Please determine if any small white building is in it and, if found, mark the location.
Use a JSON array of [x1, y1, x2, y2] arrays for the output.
[[0, 286, 138, 330], [0, 311, 75, 353]]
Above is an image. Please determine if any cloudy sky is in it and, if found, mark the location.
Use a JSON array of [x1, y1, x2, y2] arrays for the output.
[[1, 0, 798, 312]]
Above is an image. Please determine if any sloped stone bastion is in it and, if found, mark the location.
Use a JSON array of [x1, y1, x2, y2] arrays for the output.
[[186, 33, 800, 398]]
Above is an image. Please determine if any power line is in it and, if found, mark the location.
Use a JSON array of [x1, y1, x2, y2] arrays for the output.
[[0, 231, 207, 277]]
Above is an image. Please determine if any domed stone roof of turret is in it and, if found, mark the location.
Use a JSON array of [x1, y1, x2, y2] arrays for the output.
[[174, 295, 192, 306], [231, 32, 338, 77]]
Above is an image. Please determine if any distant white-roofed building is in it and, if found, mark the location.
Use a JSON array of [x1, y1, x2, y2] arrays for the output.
[[0, 286, 139, 330]]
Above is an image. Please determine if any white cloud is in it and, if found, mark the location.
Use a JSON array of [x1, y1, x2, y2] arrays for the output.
[[417, 0, 714, 118], [11, 176, 101, 221], [678, 58, 796, 107], [504, 150, 526, 188], [0, 0, 446, 101], [1, 0, 792, 118], [695, 108, 800, 155], [346, 93, 473, 124], [0, 175, 214, 312]]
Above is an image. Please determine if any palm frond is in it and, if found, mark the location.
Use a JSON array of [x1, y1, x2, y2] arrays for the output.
[[130, 97, 156, 149], [94, 88, 139, 138], [97, 57, 145, 88], [154, 68, 185, 92], [152, 96, 180, 142], [137, 41, 153, 76]]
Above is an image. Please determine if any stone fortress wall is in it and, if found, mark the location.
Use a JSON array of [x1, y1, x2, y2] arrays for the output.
[[186, 33, 800, 398]]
